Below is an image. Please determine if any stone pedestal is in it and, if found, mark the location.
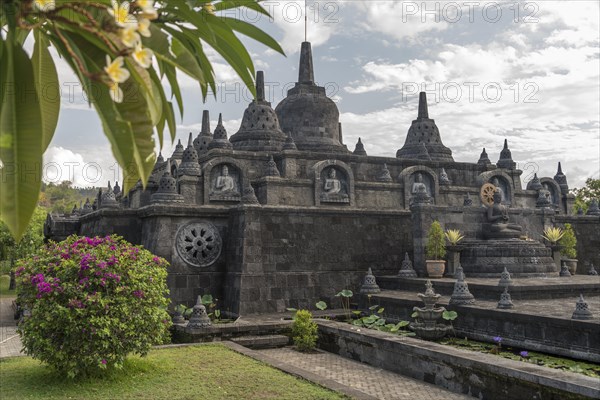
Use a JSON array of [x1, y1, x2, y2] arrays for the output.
[[446, 246, 462, 277], [460, 239, 558, 277]]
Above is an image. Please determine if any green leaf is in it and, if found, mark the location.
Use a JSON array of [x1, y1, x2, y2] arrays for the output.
[[368, 305, 378, 311], [315, 301, 327, 311], [377, 307, 385, 314], [219, 17, 285, 56], [0, 36, 44, 240], [336, 289, 353, 298], [32, 31, 60, 152], [201, 294, 213, 305], [411, 311, 419, 318], [442, 310, 458, 321]]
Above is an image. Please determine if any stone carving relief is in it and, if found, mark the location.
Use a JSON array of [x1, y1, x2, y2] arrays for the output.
[[320, 167, 349, 203], [175, 221, 223, 267], [209, 164, 241, 201]]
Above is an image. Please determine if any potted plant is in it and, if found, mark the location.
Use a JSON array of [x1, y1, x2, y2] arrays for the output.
[[542, 226, 564, 268], [444, 229, 464, 277], [426, 221, 446, 278], [559, 224, 577, 275]]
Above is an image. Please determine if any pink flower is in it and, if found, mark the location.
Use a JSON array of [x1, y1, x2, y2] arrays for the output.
[[101, 359, 107, 364], [132, 290, 144, 299]]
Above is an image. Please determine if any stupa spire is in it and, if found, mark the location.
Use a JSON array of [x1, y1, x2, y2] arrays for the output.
[[201, 110, 211, 135], [298, 42, 315, 85], [418, 92, 429, 119], [256, 70, 265, 101]]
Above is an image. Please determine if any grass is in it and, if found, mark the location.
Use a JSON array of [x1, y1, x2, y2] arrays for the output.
[[0, 344, 348, 400], [0, 274, 16, 298]]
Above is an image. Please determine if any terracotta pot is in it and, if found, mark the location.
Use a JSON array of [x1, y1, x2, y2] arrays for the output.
[[564, 259, 578, 275], [426, 260, 446, 279]]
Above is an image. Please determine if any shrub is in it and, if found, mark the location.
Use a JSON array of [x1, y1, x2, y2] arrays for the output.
[[291, 310, 318, 352], [559, 224, 577, 259], [15, 235, 171, 377], [444, 229, 464, 246], [426, 221, 446, 260]]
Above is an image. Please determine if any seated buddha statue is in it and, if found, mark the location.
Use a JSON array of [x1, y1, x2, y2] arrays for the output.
[[484, 191, 522, 239]]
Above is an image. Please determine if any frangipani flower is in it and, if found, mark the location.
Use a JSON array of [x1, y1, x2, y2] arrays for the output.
[[104, 55, 130, 83], [119, 27, 140, 48], [108, 82, 123, 103], [33, 0, 56, 12], [132, 45, 153, 69], [136, 0, 154, 12], [203, 2, 215, 14], [136, 0, 158, 19], [137, 18, 151, 38], [109, 1, 137, 28]]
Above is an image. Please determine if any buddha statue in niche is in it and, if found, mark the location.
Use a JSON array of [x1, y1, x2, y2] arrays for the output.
[[320, 168, 349, 202], [411, 173, 431, 204], [215, 165, 236, 193]]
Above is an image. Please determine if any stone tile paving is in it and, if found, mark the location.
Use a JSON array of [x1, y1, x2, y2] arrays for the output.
[[0, 297, 23, 358], [259, 347, 472, 400]]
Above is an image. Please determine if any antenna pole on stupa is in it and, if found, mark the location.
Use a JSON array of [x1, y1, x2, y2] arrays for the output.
[[256, 71, 265, 101], [418, 92, 429, 119], [304, 0, 307, 42]]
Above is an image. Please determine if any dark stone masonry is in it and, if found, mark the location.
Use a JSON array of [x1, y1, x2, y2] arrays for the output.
[[44, 41, 600, 315]]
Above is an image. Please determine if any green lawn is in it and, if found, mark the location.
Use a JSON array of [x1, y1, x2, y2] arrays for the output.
[[0, 274, 15, 298], [0, 344, 348, 400]]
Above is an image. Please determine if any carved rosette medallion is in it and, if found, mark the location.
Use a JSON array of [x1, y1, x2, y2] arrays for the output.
[[480, 183, 496, 206], [175, 222, 222, 267]]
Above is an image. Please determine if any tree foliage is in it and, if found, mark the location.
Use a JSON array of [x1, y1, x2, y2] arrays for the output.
[[0, 205, 46, 264], [0, 0, 284, 240], [16, 235, 171, 377], [571, 178, 600, 213]]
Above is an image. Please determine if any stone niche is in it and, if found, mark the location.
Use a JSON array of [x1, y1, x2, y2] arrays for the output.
[[205, 160, 243, 203], [488, 175, 512, 205], [540, 177, 562, 211], [400, 166, 438, 207], [313, 160, 354, 206]]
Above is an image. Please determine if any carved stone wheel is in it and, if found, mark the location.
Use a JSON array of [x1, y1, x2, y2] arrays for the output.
[[480, 183, 497, 206], [175, 222, 222, 267]]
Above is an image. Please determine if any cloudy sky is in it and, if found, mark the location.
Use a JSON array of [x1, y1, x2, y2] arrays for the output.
[[44, 0, 599, 189]]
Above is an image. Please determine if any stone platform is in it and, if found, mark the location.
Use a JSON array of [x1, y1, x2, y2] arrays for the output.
[[377, 275, 600, 300], [458, 239, 558, 277]]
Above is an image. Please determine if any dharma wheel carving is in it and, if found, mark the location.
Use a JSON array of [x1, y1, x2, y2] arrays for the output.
[[176, 222, 222, 267], [480, 183, 496, 206]]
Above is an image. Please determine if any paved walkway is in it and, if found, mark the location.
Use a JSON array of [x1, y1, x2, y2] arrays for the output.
[[259, 347, 471, 400], [0, 297, 22, 358]]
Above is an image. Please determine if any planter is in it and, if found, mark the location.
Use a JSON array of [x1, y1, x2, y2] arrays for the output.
[[426, 260, 446, 279], [563, 259, 578, 275]]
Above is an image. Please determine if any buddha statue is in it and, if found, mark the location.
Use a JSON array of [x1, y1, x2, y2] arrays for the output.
[[214, 165, 238, 194], [324, 169, 341, 194], [484, 191, 522, 239], [491, 177, 505, 202], [411, 173, 431, 205], [536, 183, 553, 208], [320, 168, 349, 202]]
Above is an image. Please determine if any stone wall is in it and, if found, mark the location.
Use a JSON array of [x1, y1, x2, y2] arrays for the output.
[[318, 320, 600, 399], [224, 206, 413, 314], [556, 215, 600, 273]]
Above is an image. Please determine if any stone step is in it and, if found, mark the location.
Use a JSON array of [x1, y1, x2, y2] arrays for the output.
[[231, 334, 290, 349]]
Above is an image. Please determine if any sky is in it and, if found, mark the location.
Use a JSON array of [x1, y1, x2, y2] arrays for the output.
[[43, 0, 599, 189]]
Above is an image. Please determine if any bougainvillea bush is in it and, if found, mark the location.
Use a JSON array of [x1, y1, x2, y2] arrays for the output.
[[15, 235, 171, 377]]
